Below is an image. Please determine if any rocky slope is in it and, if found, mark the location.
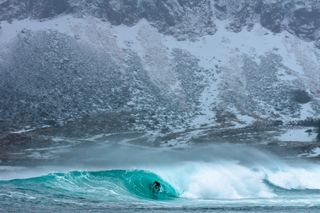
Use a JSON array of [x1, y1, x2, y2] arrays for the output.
[[0, 0, 320, 132]]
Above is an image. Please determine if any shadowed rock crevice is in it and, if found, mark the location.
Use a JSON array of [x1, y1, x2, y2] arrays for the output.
[[292, 90, 312, 104]]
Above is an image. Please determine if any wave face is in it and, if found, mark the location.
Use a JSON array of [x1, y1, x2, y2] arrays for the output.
[[0, 170, 178, 202], [2, 163, 320, 205], [2, 142, 320, 212]]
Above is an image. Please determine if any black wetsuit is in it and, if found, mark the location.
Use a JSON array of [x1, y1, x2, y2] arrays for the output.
[[152, 181, 161, 193]]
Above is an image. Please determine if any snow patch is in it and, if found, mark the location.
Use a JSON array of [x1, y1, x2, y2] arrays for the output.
[[300, 103, 316, 120], [1, 16, 319, 128], [299, 147, 320, 158], [276, 128, 317, 142], [306, 147, 320, 158]]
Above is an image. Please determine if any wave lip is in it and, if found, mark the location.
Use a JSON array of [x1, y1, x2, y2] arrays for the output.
[[0, 169, 179, 201], [3, 164, 320, 204]]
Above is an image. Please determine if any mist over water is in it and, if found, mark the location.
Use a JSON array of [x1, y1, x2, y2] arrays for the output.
[[1, 1, 320, 212], [2, 135, 320, 212]]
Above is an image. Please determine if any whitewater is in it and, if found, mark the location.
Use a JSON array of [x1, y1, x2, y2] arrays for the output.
[[1, 132, 320, 213]]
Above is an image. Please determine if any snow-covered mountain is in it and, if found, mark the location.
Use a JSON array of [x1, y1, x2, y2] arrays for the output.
[[0, 0, 320, 132]]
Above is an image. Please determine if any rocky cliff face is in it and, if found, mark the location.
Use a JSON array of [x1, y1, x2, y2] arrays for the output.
[[0, 0, 320, 132], [2, 0, 320, 42]]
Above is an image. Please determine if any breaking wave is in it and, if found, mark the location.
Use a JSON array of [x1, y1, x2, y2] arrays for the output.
[[2, 162, 320, 202]]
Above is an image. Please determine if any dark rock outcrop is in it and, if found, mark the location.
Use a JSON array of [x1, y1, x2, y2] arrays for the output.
[[0, 0, 320, 133], [2, 0, 320, 41]]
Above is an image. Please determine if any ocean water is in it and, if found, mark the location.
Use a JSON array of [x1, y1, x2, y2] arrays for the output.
[[1, 133, 320, 212]]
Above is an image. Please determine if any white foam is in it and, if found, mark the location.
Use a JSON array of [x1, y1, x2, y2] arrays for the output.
[[154, 162, 275, 200], [266, 166, 320, 190], [3, 157, 320, 200], [151, 160, 320, 200]]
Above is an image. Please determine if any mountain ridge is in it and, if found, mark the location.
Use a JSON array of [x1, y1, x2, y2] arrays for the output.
[[0, 1, 319, 132]]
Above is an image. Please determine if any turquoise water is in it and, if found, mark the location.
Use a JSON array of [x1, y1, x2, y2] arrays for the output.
[[2, 140, 320, 212], [0, 170, 178, 201], [2, 166, 320, 212], [0, 169, 180, 212]]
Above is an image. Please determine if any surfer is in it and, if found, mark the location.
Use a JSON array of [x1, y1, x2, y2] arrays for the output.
[[151, 181, 161, 193]]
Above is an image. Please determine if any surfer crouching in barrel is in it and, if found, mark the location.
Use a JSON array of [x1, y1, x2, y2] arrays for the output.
[[151, 181, 161, 193]]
